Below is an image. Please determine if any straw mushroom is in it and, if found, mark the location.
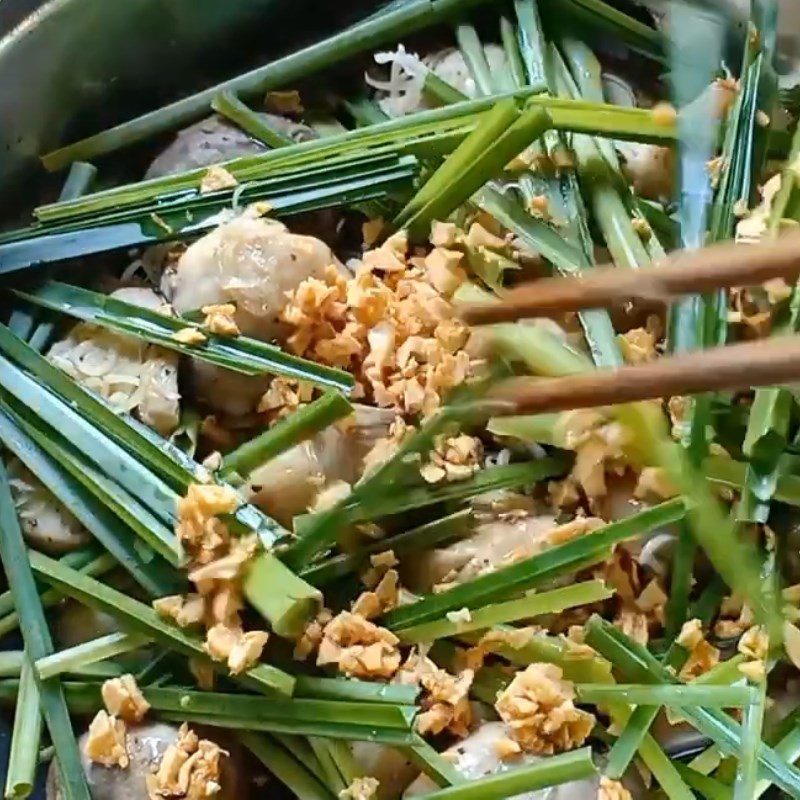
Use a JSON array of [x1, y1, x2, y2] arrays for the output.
[[46, 722, 247, 800], [404, 722, 645, 798], [244, 404, 394, 526], [145, 114, 315, 179], [8, 458, 90, 554]]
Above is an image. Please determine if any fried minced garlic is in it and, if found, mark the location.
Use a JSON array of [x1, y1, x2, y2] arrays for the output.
[[85, 710, 129, 768], [163, 483, 268, 679], [420, 433, 483, 484], [199, 166, 238, 194], [545, 516, 605, 547], [633, 467, 678, 500], [339, 776, 379, 800], [614, 608, 650, 647], [714, 596, 754, 639], [204, 624, 269, 674], [172, 327, 207, 345], [618, 328, 657, 365], [280, 234, 476, 416], [201, 304, 240, 337], [599, 776, 633, 800], [495, 664, 595, 755], [395, 651, 473, 737], [317, 611, 401, 679], [351, 569, 400, 620], [294, 607, 334, 661], [677, 619, 720, 681], [551, 411, 632, 500], [461, 627, 539, 671], [738, 625, 769, 661], [739, 659, 766, 682], [258, 377, 314, 424], [146, 724, 226, 800], [101, 674, 150, 723]]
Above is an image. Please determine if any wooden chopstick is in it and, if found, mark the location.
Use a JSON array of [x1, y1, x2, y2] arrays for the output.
[[488, 336, 800, 416], [461, 231, 800, 326]]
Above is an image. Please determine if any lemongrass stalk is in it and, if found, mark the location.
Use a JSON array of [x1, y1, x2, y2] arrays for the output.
[[5, 657, 42, 800], [500, 16, 526, 88], [29, 551, 295, 696], [489, 323, 592, 376], [293, 676, 417, 706], [341, 96, 389, 127], [395, 579, 612, 641], [41, 0, 499, 170], [455, 24, 495, 95], [415, 748, 595, 799], [734, 677, 765, 800], [0, 552, 115, 639], [422, 72, 469, 106], [271, 734, 328, 786], [240, 732, 335, 800], [59, 162, 98, 200], [301, 509, 471, 586], [401, 734, 464, 788], [324, 739, 363, 785], [605, 705, 659, 780], [35, 632, 151, 681], [673, 763, 732, 800], [0, 652, 23, 678], [211, 90, 292, 148], [383, 498, 686, 629], [487, 414, 562, 446], [585, 615, 800, 795], [221, 392, 352, 482], [576, 684, 752, 708], [755, 720, 800, 797], [0, 461, 90, 800], [243, 552, 323, 639], [452, 626, 613, 684], [309, 739, 347, 794]]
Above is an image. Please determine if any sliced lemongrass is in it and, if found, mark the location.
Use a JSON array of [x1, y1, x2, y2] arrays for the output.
[[400, 734, 464, 788], [455, 23, 495, 95], [423, 72, 470, 106], [15, 281, 355, 392], [0, 652, 24, 678], [605, 705, 659, 780], [271, 734, 329, 787], [489, 322, 593, 376], [395, 579, 612, 641], [382, 498, 686, 630], [5, 657, 42, 800], [240, 732, 335, 800], [338, 457, 570, 528], [673, 763, 732, 800], [35, 632, 151, 681], [308, 738, 347, 794], [221, 391, 352, 482], [294, 676, 417, 706], [585, 615, 800, 796], [755, 718, 800, 797], [244, 552, 323, 639], [735, 677, 766, 800], [403, 105, 553, 239], [341, 96, 389, 127], [3, 397, 183, 568], [28, 551, 294, 696], [413, 747, 595, 800], [301, 509, 472, 586], [0, 461, 90, 800], [211, 90, 292, 148], [576, 684, 752, 707]]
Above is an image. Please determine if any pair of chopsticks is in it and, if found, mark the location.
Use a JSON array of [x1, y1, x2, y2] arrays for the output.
[[459, 232, 800, 415]]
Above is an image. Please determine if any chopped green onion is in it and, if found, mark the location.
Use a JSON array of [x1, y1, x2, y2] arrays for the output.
[[576, 684, 753, 708], [211, 90, 293, 148]]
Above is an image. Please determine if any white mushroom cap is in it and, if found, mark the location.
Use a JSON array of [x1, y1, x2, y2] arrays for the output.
[[7, 458, 90, 555]]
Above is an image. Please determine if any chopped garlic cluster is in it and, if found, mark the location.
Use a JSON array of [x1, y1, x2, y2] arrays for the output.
[[599, 776, 633, 800], [280, 232, 475, 416], [154, 484, 268, 678], [395, 651, 473, 737], [146, 724, 225, 800], [677, 619, 720, 681], [317, 611, 401, 679], [101, 674, 151, 723], [495, 663, 595, 755]]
